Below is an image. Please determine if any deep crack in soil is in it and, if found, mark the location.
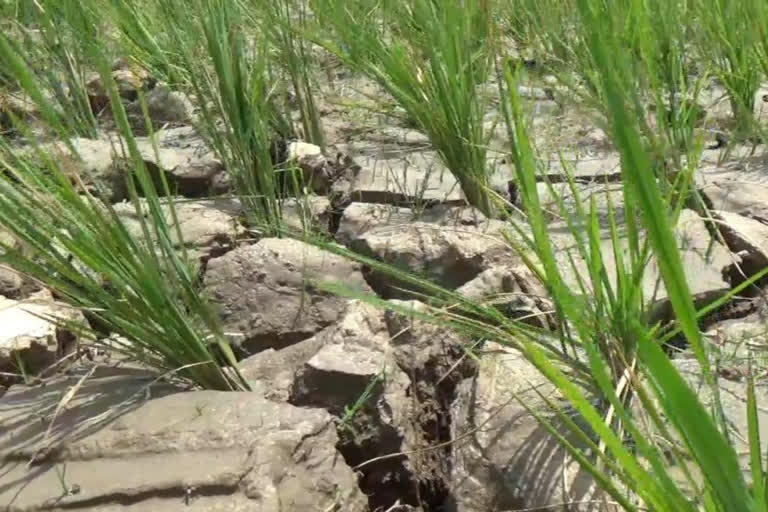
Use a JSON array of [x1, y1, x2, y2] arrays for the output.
[[332, 334, 475, 511]]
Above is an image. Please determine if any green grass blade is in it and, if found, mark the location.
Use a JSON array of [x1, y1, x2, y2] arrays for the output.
[[747, 374, 767, 512]]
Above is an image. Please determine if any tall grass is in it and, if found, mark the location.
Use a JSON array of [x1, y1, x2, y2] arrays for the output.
[[692, 0, 763, 137], [177, 0, 286, 232], [310, 0, 496, 216], [517, 0, 764, 505], [504, 0, 707, 173], [3, 0, 101, 138], [309, 2, 768, 510], [1, 0, 767, 507], [248, 0, 326, 149], [639, 0, 708, 165], [108, 0, 301, 234], [103, 0, 195, 87], [0, 0, 310, 390], [754, 0, 768, 85], [0, 24, 248, 391]]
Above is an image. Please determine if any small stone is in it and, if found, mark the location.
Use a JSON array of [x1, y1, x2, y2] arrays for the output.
[[281, 195, 331, 234], [517, 85, 551, 100], [0, 93, 38, 136], [287, 141, 322, 161], [291, 342, 384, 414], [697, 161, 768, 221], [144, 84, 193, 124], [714, 210, 768, 276], [86, 66, 153, 115], [36, 130, 228, 202], [242, 300, 388, 403], [456, 265, 554, 329], [335, 202, 488, 247]]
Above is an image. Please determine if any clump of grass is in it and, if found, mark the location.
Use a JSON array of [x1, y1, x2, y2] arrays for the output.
[[692, 0, 763, 137], [753, 0, 768, 86], [0, 1, 38, 24], [183, 0, 286, 232], [0, 33, 248, 391], [3, 0, 101, 138], [503, 0, 707, 174], [110, 0, 298, 235], [2, 0, 768, 507], [309, 0, 496, 216], [638, 0, 708, 165], [250, 0, 326, 150], [105, 0, 202, 88], [310, 2, 768, 509], [497, 0, 767, 505]]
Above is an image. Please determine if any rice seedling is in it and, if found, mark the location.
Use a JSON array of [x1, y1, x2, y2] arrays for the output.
[[502, 0, 708, 175], [748, 0, 768, 140], [0, 32, 248, 391], [502, 0, 766, 501], [637, 0, 709, 164], [754, 0, 768, 69], [522, 0, 768, 497], [2, 0, 768, 507], [306, 1, 768, 509], [4, 0, 102, 138], [245, 0, 326, 150], [109, 0, 302, 235], [505, 0, 768, 502], [105, 0, 205, 88], [692, 0, 763, 138], [309, 0, 496, 216], [178, 0, 286, 233]]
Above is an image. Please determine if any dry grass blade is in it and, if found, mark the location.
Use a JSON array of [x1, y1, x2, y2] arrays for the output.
[[31, 365, 97, 467]]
